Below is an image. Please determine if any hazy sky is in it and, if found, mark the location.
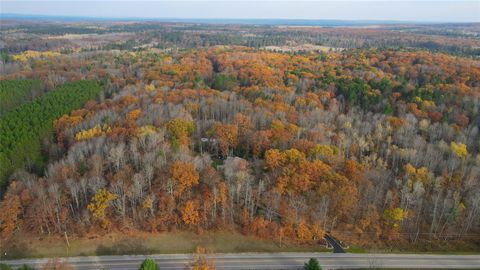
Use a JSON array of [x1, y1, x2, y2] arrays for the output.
[[1, 0, 479, 22]]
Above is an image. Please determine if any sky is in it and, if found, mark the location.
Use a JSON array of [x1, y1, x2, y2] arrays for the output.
[[1, 0, 479, 23]]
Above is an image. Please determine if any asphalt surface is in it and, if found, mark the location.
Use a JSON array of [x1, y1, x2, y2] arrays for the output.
[[324, 234, 346, 253], [3, 253, 480, 270]]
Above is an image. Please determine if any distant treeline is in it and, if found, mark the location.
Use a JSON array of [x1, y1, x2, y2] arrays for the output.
[[3, 23, 480, 57]]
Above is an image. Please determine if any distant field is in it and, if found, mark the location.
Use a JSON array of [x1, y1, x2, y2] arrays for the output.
[[263, 44, 343, 52]]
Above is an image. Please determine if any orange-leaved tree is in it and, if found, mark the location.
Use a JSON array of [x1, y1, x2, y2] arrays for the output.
[[181, 200, 200, 227], [169, 161, 199, 196], [0, 191, 21, 238], [208, 122, 238, 156]]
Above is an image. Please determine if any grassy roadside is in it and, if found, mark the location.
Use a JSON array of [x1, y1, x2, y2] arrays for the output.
[[361, 240, 480, 255], [2, 230, 479, 260], [2, 230, 330, 259], [344, 244, 480, 255]]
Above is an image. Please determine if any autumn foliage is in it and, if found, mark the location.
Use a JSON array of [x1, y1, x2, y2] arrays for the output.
[[1, 42, 479, 250]]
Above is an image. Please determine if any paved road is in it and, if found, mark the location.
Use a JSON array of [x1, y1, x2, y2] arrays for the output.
[[3, 253, 480, 270], [324, 234, 345, 253]]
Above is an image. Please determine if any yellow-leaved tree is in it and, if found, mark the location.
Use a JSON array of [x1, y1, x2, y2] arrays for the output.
[[87, 188, 117, 229], [451, 142, 468, 158], [75, 124, 111, 141], [384, 207, 407, 229], [166, 118, 194, 147], [383, 207, 407, 241]]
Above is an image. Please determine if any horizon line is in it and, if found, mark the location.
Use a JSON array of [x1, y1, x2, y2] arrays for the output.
[[2, 13, 479, 25]]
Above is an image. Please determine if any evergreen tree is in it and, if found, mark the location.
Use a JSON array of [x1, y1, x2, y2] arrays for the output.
[[304, 258, 321, 270], [139, 258, 159, 270], [0, 80, 103, 186]]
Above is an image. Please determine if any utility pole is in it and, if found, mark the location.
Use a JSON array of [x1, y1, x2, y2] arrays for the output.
[[65, 231, 71, 256]]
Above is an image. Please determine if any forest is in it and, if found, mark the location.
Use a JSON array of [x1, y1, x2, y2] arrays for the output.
[[0, 20, 479, 254], [0, 80, 103, 187], [1, 21, 480, 58], [0, 79, 41, 115]]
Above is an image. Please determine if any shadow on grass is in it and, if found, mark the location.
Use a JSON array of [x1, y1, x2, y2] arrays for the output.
[[96, 238, 149, 256]]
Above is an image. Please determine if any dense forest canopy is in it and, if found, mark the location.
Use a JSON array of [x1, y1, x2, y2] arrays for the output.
[[0, 79, 41, 115], [0, 21, 479, 252], [0, 80, 104, 186]]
